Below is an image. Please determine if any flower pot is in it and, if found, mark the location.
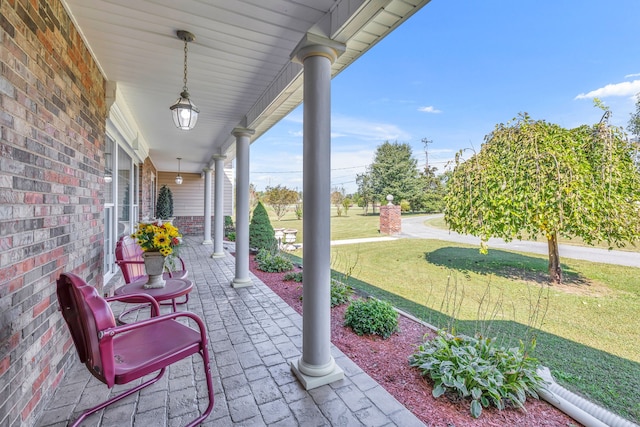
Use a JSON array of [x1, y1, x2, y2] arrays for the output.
[[142, 252, 166, 288]]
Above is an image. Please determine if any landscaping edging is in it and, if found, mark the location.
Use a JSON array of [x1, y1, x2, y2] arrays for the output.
[[394, 307, 639, 427]]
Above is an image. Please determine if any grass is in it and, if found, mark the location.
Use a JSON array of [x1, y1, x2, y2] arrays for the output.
[[264, 205, 640, 421], [326, 239, 640, 423], [270, 206, 386, 242], [425, 215, 640, 253]]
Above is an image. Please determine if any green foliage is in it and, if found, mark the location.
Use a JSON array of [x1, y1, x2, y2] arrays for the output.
[[249, 201, 277, 250], [341, 197, 352, 216], [224, 215, 235, 238], [399, 199, 411, 212], [370, 141, 423, 205], [283, 271, 303, 282], [255, 248, 294, 273], [413, 165, 447, 213], [445, 112, 640, 282], [409, 331, 545, 418], [156, 185, 173, 220], [294, 203, 303, 220], [226, 231, 236, 241], [344, 298, 399, 339], [264, 185, 299, 220], [330, 278, 353, 307]]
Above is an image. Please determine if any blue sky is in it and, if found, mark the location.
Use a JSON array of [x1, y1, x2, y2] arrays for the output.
[[250, 0, 640, 194]]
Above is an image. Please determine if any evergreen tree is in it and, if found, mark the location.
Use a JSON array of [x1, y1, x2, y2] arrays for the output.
[[156, 185, 174, 219], [249, 201, 277, 251]]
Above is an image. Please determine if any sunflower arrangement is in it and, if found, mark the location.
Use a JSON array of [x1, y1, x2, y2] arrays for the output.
[[132, 221, 182, 256]]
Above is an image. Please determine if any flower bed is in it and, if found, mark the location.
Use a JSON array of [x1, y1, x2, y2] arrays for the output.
[[249, 255, 580, 426]]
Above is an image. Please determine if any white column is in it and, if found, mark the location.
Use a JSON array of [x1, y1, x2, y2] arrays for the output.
[[290, 34, 345, 390], [202, 168, 213, 245], [212, 155, 226, 258], [231, 127, 254, 287]]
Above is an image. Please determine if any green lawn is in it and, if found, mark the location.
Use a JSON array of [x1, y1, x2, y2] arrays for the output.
[[425, 215, 640, 253], [327, 239, 640, 423], [264, 205, 640, 422]]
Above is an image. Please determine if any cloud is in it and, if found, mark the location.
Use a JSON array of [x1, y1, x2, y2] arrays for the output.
[[625, 73, 640, 78], [575, 79, 640, 99], [331, 115, 411, 141], [418, 106, 442, 113]]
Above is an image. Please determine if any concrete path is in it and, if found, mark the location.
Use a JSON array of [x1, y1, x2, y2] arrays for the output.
[[399, 215, 640, 268]]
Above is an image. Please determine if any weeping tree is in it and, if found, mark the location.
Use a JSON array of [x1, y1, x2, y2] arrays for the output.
[[445, 110, 640, 284]]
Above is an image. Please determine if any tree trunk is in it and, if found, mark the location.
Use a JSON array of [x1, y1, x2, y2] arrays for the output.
[[547, 232, 562, 284]]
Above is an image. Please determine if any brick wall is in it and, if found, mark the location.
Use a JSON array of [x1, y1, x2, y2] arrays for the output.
[[173, 215, 215, 236], [379, 204, 401, 235], [0, 1, 106, 426]]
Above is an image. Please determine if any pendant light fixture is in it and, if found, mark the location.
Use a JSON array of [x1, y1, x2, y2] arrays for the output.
[[169, 30, 199, 130], [175, 157, 183, 185]]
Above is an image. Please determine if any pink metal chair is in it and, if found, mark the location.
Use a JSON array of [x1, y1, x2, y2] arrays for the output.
[[115, 234, 188, 284], [115, 235, 189, 316], [56, 272, 214, 427]]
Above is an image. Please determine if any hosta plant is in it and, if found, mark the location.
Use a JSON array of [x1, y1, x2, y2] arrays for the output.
[[330, 278, 353, 307], [409, 330, 546, 418], [344, 298, 398, 339]]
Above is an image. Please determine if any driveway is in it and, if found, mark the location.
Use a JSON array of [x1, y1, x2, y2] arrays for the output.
[[400, 215, 640, 268]]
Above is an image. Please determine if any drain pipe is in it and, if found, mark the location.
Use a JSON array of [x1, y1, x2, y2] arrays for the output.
[[394, 308, 639, 427], [537, 367, 638, 427]]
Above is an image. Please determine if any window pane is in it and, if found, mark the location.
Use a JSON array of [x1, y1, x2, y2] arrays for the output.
[[118, 145, 131, 236]]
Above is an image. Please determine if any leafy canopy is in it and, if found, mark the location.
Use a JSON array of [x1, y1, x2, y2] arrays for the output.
[[445, 112, 640, 281], [264, 185, 299, 220]]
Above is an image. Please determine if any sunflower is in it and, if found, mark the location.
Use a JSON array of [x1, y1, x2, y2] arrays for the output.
[[153, 232, 170, 248]]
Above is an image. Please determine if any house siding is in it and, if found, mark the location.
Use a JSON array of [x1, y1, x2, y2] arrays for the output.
[[0, 1, 107, 426]]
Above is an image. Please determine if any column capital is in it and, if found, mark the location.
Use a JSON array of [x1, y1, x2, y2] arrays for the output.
[[202, 167, 213, 173], [291, 33, 345, 64], [232, 127, 255, 138], [211, 154, 227, 161]]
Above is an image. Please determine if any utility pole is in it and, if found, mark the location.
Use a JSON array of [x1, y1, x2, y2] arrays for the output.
[[422, 137, 433, 170]]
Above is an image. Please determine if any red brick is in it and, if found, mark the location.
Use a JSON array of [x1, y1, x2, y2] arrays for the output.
[[21, 389, 41, 421], [0, 356, 10, 376], [33, 297, 49, 317]]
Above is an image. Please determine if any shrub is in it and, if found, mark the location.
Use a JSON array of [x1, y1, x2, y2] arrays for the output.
[[255, 248, 293, 273], [399, 199, 411, 212], [344, 298, 398, 338], [330, 278, 353, 307], [226, 231, 236, 242], [409, 331, 545, 418], [283, 271, 303, 282], [249, 202, 277, 251], [224, 215, 235, 238], [156, 185, 174, 219]]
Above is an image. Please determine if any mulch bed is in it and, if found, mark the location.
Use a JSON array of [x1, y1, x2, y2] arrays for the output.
[[249, 255, 581, 427]]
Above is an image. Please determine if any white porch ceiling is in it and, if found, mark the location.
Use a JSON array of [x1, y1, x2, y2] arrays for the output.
[[61, 0, 431, 174]]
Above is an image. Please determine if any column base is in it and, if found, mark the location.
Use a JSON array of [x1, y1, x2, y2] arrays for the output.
[[290, 357, 344, 390], [211, 252, 225, 259], [202, 239, 213, 245], [231, 277, 253, 288]]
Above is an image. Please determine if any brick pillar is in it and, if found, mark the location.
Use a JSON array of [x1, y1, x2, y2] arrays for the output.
[[380, 203, 401, 235]]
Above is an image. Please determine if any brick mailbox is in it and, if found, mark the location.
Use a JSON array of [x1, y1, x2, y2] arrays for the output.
[[380, 197, 401, 235]]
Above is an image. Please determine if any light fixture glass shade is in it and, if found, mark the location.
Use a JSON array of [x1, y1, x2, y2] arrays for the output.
[[175, 175, 183, 185], [104, 174, 113, 183], [170, 91, 199, 130]]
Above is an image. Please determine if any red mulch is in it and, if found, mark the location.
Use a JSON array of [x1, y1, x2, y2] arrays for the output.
[[249, 256, 580, 427]]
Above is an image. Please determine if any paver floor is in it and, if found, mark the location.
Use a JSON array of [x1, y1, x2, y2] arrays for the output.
[[35, 237, 425, 427]]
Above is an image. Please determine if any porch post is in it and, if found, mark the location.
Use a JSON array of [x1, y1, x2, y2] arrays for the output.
[[212, 155, 227, 258], [202, 167, 213, 245], [290, 34, 345, 389], [231, 127, 255, 287]]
